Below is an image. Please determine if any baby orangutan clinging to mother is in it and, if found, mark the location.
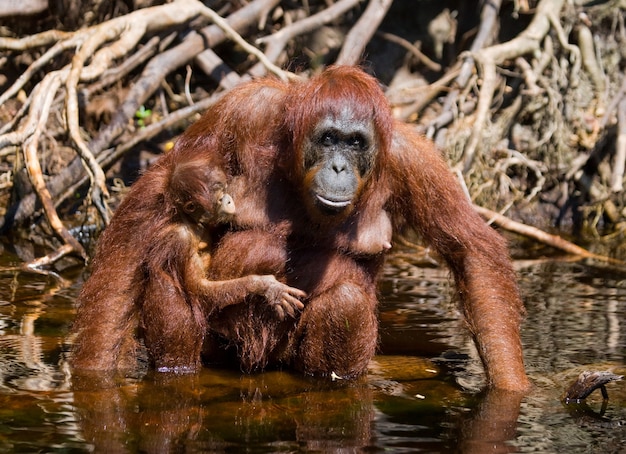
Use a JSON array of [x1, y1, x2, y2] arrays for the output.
[[69, 146, 306, 373]]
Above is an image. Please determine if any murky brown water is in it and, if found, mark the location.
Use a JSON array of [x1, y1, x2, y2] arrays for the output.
[[0, 247, 624, 453]]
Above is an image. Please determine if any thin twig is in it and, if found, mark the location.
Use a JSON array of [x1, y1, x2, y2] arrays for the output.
[[376, 31, 441, 72]]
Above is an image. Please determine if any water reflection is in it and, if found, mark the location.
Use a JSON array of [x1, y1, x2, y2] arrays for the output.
[[71, 370, 376, 452], [0, 251, 624, 452]]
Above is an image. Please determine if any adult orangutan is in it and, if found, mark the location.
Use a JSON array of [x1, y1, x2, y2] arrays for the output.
[[72, 66, 530, 391], [69, 146, 305, 372], [176, 66, 530, 391]]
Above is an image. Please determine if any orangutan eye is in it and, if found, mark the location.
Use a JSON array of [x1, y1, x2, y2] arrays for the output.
[[183, 201, 196, 214], [348, 134, 367, 150], [319, 131, 339, 147]]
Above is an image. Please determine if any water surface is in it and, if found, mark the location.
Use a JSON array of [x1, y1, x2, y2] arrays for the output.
[[0, 248, 624, 452]]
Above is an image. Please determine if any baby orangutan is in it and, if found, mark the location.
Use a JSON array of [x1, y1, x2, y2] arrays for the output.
[[70, 150, 306, 373]]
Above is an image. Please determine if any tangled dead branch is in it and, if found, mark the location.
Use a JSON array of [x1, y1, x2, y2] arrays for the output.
[[0, 0, 292, 263], [461, 0, 568, 172], [0, 0, 625, 267]]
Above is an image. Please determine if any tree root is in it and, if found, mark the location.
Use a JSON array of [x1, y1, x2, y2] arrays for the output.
[[0, 0, 294, 266], [461, 0, 567, 172], [1, 0, 624, 267], [335, 0, 394, 65]]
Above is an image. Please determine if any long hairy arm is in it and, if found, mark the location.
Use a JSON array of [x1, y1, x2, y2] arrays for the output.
[[388, 122, 530, 391]]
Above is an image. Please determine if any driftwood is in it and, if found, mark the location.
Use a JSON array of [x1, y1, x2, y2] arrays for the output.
[[474, 205, 626, 266], [563, 370, 623, 403]]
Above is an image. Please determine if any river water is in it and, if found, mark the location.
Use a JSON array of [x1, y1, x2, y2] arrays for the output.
[[0, 246, 624, 453]]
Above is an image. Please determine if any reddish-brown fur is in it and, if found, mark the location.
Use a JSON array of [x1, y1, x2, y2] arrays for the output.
[[186, 66, 529, 389], [72, 66, 530, 390], [70, 146, 305, 372]]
